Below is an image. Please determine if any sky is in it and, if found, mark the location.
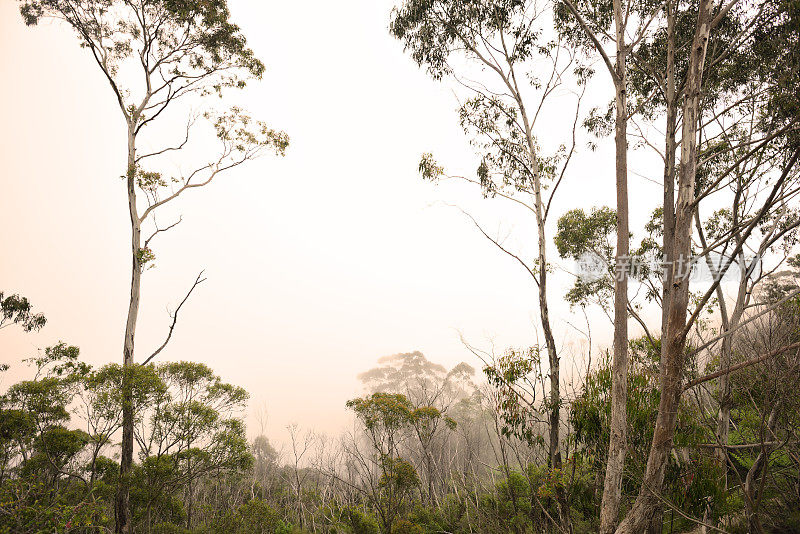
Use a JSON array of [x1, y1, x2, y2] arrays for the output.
[[0, 0, 664, 443]]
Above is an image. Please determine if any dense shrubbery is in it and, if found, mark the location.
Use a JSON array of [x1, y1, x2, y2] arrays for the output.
[[3, 337, 800, 533]]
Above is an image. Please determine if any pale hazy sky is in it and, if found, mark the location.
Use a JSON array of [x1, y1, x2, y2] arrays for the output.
[[0, 0, 662, 440]]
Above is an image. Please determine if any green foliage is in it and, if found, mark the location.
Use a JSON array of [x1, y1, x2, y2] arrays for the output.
[[0, 349, 254, 533], [0, 477, 107, 533], [406, 495, 466, 534], [418, 153, 443, 182], [137, 247, 157, 270], [570, 337, 727, 521], [379, 457, 421, 494], [751, 0, 800, 146], [483, 347, 545, 446], [555, 207, 617, 307], [461, 95, 533, 197], [555, 206, 616, 261], [390, 0, 531, 80], [20, 0, 265, 85], [0, 291, 46, 332], [206, 107, 290, 157], [477, 469, 532, 534], [390, 518, 423, 534], [556, 205, 666, 307], [347, 393, 415, 435], [208, 498, 292, 534], [335, 506, 380, 534]]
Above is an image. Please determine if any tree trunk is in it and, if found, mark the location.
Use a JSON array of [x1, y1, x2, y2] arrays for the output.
[[515, 89, 569, 529], [538, 215, 560, 474], [187, 464, 193, 530], [662, 0, 678, 338], [652, 11, 677, 533], [743, 407, 778, 534], [115, 120, 141, 534], [530, 113, 570, 531], [616, 1, 713, 530], [518, 96, 561, 474], [599, 1, 629, 531], [715, 272, 747, 477]]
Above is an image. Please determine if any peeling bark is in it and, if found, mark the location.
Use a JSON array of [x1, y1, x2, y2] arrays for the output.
[[615, 1, 714, 530]]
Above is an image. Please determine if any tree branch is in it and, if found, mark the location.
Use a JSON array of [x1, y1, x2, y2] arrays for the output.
[[683, 341, 800, 391], [140, 271, 206, 366]]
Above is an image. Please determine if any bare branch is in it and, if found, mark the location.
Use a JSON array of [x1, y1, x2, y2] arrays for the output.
[[144, 216, 183, 248], [444, 203, 539, 286], [140, 271, 207, 366], [683, 341, 800, 391]]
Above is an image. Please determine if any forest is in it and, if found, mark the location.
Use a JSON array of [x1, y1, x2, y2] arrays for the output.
[[1, 0, 800, 533]]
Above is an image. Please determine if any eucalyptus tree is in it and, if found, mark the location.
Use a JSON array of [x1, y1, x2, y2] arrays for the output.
[[616, 1, 800, 529], [284, 424, 314, 530], [0, 291, 46, 333], [358, 351, 476, 411], [391, 5, 588, 514], [18, 1, 288, 531], [0, 344, 86, 486], [358, 351, 473, 504], [134, 361, 251, 530], [345, 393, 424, 533], [553, 0, 800, 528], [550, 0, 652, 523]]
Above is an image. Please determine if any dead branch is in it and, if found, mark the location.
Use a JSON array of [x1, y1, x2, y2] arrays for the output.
[[140, 271, 206, 366]]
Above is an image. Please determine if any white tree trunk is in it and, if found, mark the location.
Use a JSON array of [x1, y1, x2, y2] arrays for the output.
[[616, 2, 714, 530], [115, 120, 141, 534], [599, 0, 629, 530]]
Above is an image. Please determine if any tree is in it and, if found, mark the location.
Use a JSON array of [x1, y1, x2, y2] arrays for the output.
[[551, 0, 648, 521], [358, 350, 474, 506], [358, 351, 475, 409], [344, 393, 419, 533], [391, 6, 589, 528], [0, 346, 256, 533], [132, 360, 251, 530], [18, 1, 288, 531], [619, 0, 800, 527], [285, 423, 314, 529], [0, 292, 46, 333], [343, 392, 457, 533]]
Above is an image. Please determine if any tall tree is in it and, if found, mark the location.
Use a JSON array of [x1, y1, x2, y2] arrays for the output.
[[391, 7, 587, 527], [552, 0, 652, 524], [616, 0, 798, 528], [617, 0, 800, 526], [18, 1, 288, 531], [345, 392, 425, 533]]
